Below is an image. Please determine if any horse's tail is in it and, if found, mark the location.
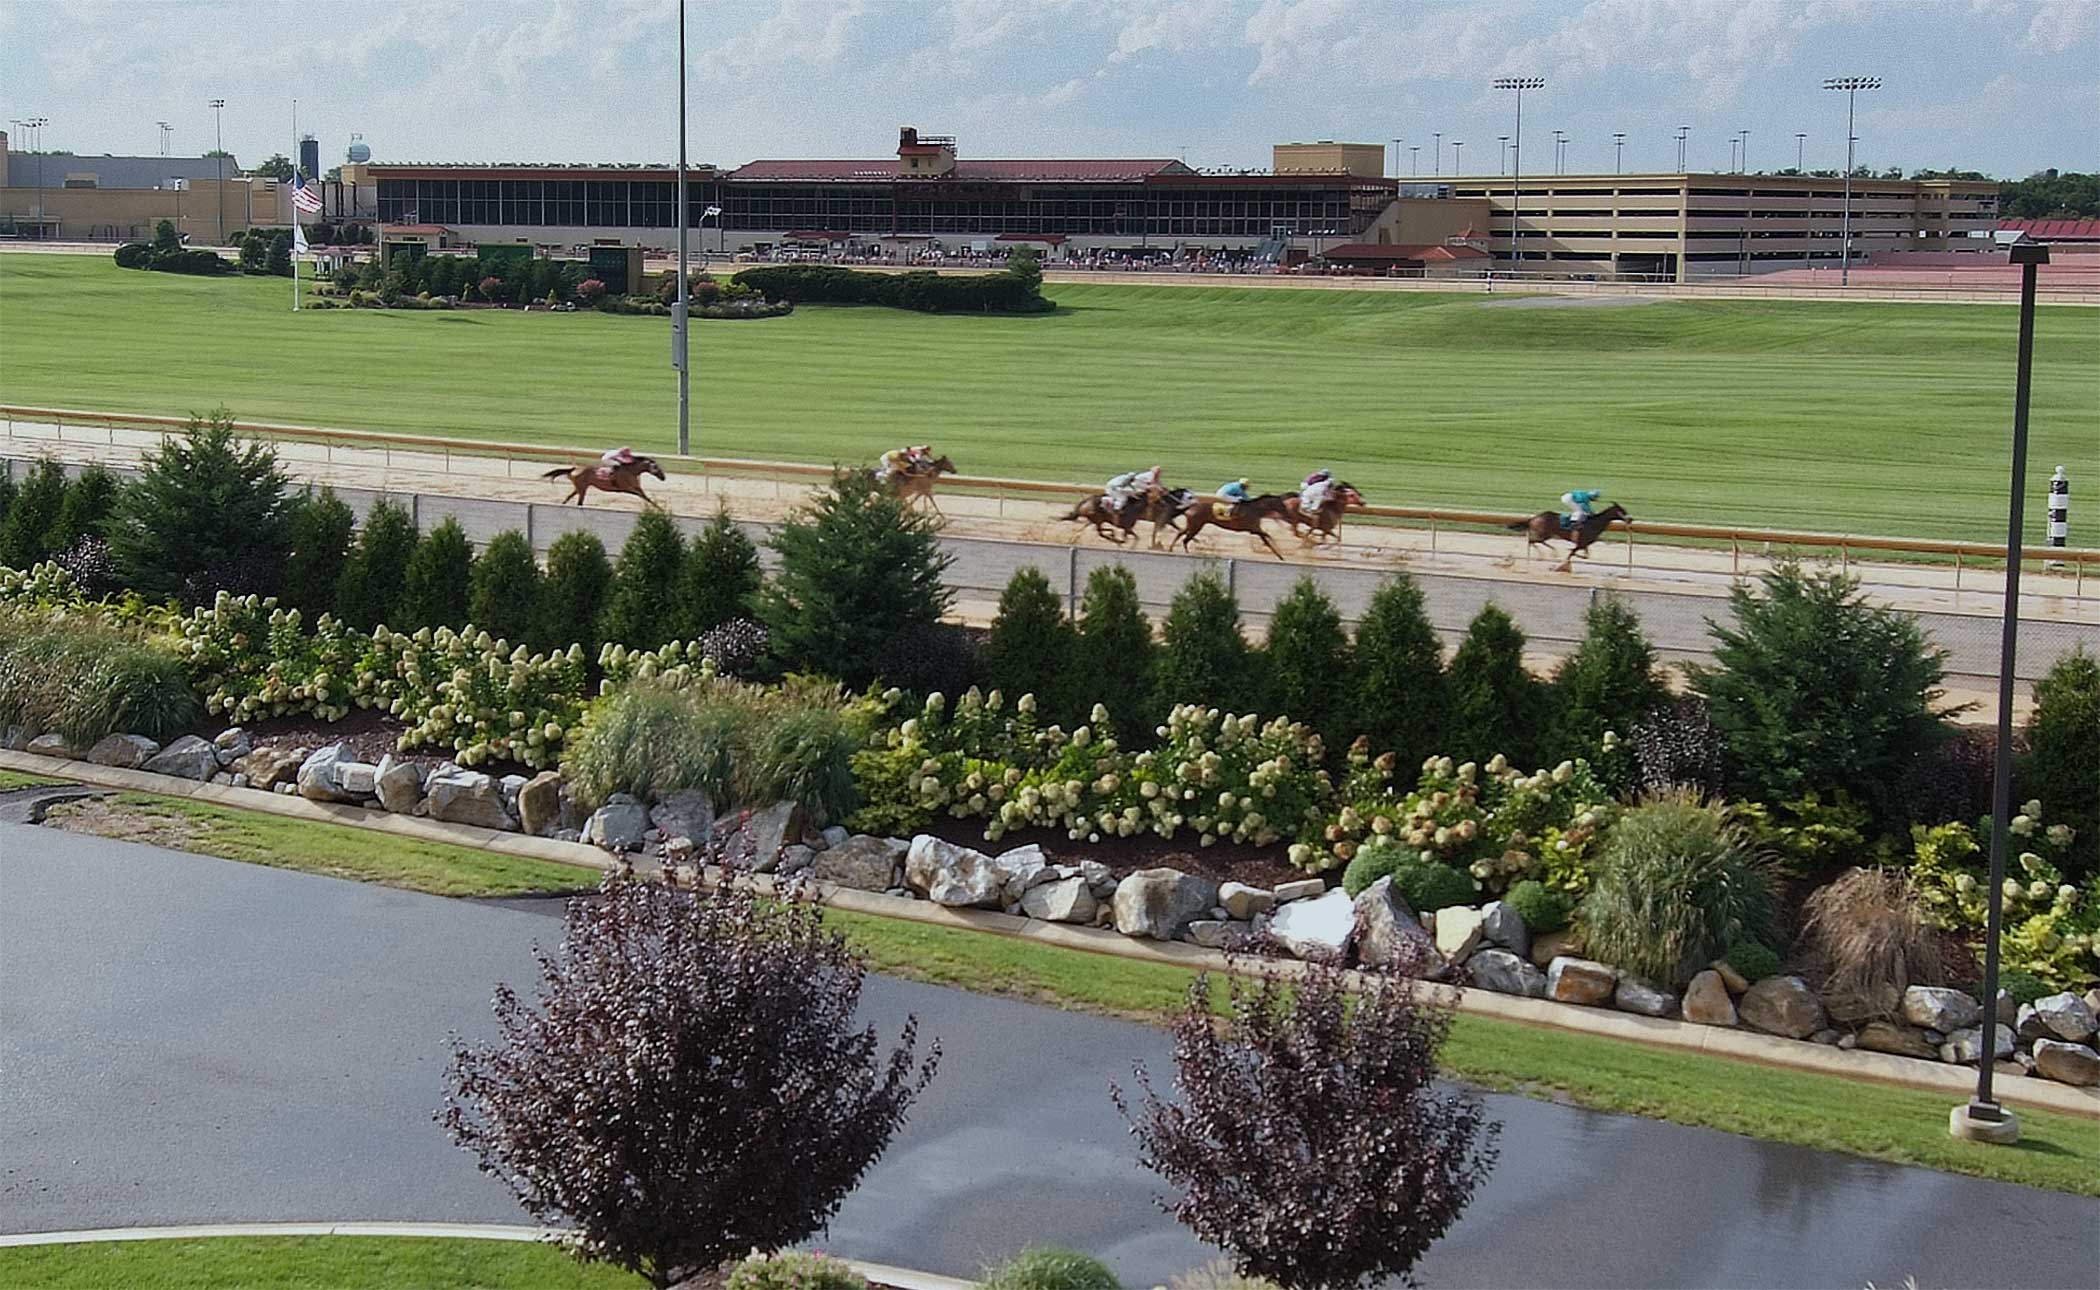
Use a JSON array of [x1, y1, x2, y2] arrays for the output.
[[541, 466, 572, 480], [1058, 501, 1086, 522], [1505, 514, 1535, 530]]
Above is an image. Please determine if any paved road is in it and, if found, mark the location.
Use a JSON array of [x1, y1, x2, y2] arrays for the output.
[[3, 825, 2094, 1287]]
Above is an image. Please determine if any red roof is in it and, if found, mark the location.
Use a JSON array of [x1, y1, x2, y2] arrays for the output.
[[382, 224, 454, 235], [1998, 218, 2100, 241], [1319, 242, 1488, 262], [728, 158, 1189, 183]]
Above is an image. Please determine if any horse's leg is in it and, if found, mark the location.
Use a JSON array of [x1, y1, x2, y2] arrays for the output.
[[1254, 526, 1284, 560]]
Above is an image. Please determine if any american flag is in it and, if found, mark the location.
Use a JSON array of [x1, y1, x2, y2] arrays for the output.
[[290, 169, 323, 214]]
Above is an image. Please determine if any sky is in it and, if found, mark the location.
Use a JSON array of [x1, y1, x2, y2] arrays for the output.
[[3, 0, 2097, 179]]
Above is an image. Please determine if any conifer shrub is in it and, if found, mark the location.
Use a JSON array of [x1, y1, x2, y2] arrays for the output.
[[333, 499, 417, 630], [399, 517, 475, 631], [0, 458, 68, 569], [44, 465, 120, 558], [538, 530, 613, 659], [104, 409, 290, 600], [1264, 577, 1349, 747], [2021, 648, 2099, 879], [1446, 604, 1545, 769], [1069, 565, 1154, 746], [1348, 573, 1448, 772], [599, 509, 687, 652], [673, 506, 761, 640], [1548, 593, 1666, 785], [280, 486, 355, 620], [1155, 569, 1260, 716], [983, 567, 1074, 719], [469, 529, 543, 646]]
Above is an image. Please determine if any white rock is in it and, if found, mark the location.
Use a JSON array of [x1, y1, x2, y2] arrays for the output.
[[1901, 985, 1982, 1034], [991, 844, 1053, 901], [905, 835, 1006, 908], [1939, 1024, 2016, 1066], [1020, 874, 1097, 924], [1354, 877, 1442, 976], [1218, 881, 1275, 920], [1272, 878, 1326, 903], [1433, 905, 1485, 962], [582, 795, 651, 852], [1468, 948, 1545, 997], [2031, 1038, 2100, 1087], [296, 743, 360, 803], [142, 735, 220, 780], [1266, 887, 1355, 961], [1079, 859, 1116, 896], [334, 761, 379, 797], [1111, 868, 1220, 941], [374, 755, 426, 813], [424, 768, 515, 829], [2032, 991, 2098, 1044]]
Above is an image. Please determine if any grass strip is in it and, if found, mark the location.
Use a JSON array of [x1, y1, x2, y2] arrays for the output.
[[46, 789, 2100, 1196], [0, 1236, 641, 1289], [0, 769, 72, 790]]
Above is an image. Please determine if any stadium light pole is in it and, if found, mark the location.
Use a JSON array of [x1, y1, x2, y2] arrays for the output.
[[674, 0, 691, 457], [1675, 125, 1688, 172], [1952, 239, 2049, 1149], [210, 98, 226, 243], [1823, 76, 1880, 286], [1612, 131, 1625, 174], [1551, 129, 1565, 174], [1409, 145, 1419, 176], [1498, 135, 1509, 175], [27, 116, 49, 240], [1390, 137, 1401, 179], [1795, 131, 1807, 172], [1433, 131, 1442, 177], [1741, 128, 1750, 172], [157, 120, 172, 156], [1450, 140, 1463, 172], [1492, 77, 1543, 276]]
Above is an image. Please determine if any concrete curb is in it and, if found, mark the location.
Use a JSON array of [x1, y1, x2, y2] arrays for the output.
[[0, 1223, 976, 1289], [7, 747, 2097, 1121]]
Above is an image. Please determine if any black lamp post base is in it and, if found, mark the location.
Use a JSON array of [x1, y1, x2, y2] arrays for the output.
[[1949, 1101, 2021, 1145]]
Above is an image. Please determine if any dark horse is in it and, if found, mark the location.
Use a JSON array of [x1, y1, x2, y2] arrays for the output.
[[872, 455, 957, 513], [1175, 493, 1294, 560], [1507, 503, 1631, 571], [1060, 486, 1194, 548], [1286, 482, 1365, 545], [542, 455, 668, 507]]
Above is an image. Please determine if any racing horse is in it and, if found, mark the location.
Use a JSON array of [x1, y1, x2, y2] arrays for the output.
[[874, 455, 957, 513], [1286, 482, 1365, 545], [541, 454, 668, 507], [1060, 485, 1194, 548], [1507, 502, 1632, 572], [1174, 492, 1294, 560]]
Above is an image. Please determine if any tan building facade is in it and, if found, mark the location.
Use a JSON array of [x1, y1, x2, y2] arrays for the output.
[[0, 131, 288, 243], [1446, 172, 2001, 281], [1273, 142, 1387, 179]]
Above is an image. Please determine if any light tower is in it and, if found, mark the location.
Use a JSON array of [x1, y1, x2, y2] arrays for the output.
[[1491, 76, 1545, 274], [1822, 76, 1882, 285]]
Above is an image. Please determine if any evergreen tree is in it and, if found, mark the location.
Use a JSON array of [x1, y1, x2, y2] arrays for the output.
[[1548, 593, 1667, 778], [672, 506, 761, 639], [280, 487, 355, 620], [45, 464, 120, 556], [104, 410, 291, 599], [1349, 573, 1450, 773], [1446, 604, 1546, 768], [0, 473, 17, 531], [0, 458, 69, 568], [1155, 569, 1260, 715], [538, 530, 613, 658], [761, 470, 953, 688], [982, 567, 1074, 714], [598, 509, 688, 651], [400, 516, 475, 630], [2021, 648, 2100, 879], [1069, 565, 1155, 746], [152, 219, 182, 256], [1265, 576, 1349, 743], [470, 530, 544, 647], [334, 500, 418, 630]]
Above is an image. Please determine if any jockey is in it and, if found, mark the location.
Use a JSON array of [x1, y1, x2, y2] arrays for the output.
[[1300, 469, 1335, 513], [1561, 488, 1603, 529], [600, 445, 638, 468], [1105, 465, 1163, 513], [1216, 478, 1251, 516], [877, 445, 931, 483]]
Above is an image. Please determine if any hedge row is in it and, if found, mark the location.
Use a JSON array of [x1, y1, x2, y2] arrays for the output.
[[734, 264, 1051, 313]]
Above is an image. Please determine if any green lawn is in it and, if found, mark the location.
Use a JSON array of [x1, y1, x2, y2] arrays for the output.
[[0, 1236, 641, 1289], [59, 789, 2100, 1197], [0, 768, 70, 790], [2, 254, 2094, 540]]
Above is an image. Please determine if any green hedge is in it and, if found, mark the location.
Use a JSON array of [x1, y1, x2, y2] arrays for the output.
[[735, 265, 1051, 313]]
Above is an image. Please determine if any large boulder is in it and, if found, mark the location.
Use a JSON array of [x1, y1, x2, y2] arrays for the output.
[[1354, 878, 1442, 976], [1530, 928, 1583, 969], [295, 743, 360, 803], [1432, 905, 1485, 962], [1020, 874, 1098, 924], [1479, 900, 1530, 960], [1272, 878, 1326, 904], [904, 835, 1006, 909], [514, 771, 563, 836], [583, 794, 651, 853], [1939, 1024, 2016, 1066], [990, 844, 1053, 902], [810, 835, 908, 892], [373, 755, 426, 813], [1855, 1020, 1939, 1061], [1262, 886, 1354, 960], [719, 801, 801, 871], [1112, 868, 1221, 941], [1615, 977, 1680, 1019], [1545, 957, 1617, 1006], [1739, 976, 1827, 1040], [1219, 881, 1275, 920], [2031, 1038, 2100, 1087], [1185, 919, 1233, 949], [424, 768, 516, 830], [212, 727, 253, 766], [334, 761, 379, 798], [25, 733, 72, 758], [1823, 983, 1902, 1028], [1681, 970, 1738, 1027], [2032, 991, 2098, 1044], [649, 790, 715, 849], [142, 735, 220, 781], [86, 733, 159, 769], [1469, 948, 1546, 998], [235, 745, 305, 789], [1900, 985, 1982, 1034]]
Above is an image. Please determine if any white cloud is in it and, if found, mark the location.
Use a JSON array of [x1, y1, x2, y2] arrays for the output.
[[1110, 0, 1233, 63], [705, 0, 867, 75], [1243, 0, 1352, 84], [2026, 0, 2100, 52]]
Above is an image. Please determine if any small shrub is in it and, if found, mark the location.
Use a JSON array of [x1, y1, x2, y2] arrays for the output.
[[599, 509, 687, 651], [1446, 603, 1546, 768], [1503, 878, 1573, 935], [982, 568, 1074, 719], [281, 487, 356, 620], [147, 247, 231, 275], [45, 465, 120, 557], [1729, 791, 1878, 881], [113, 242, 154, 269], [1722, 940, 1782, 983], [1349, 573, 1448, 773], [699, 617, 769, 679], [726, 1251, 866, 1290], [1264, 577, 1349, 747], [1799, 867, 1943, 1019], [538, 530, 612, 657], [2022, 648, 2099, 879], [1581, 792, 1778, 989], [981, 1246, 1118, 1290], [1341, 836, 1478, 910], [1069, 565, 1154, 745], [1996, 969, 2049, 1007], [399, 517, 475, 631], [575, 278, 608, 307], [468, 530, 543, 646], [0, 610, 201, 747], [52, 536, 120, 597], [334, 500, 417, 630], [0, 458, 68, 568], [673, 506, 761, 640], [106, 410, 290, 601]]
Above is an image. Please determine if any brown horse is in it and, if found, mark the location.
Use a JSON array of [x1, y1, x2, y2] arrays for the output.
[[542, 455, 667, 507], [874, 455, 957, 513], [1175, 493, 1294, 560], [1285, 483, 1365, 545], [1507, 503, 1631, 571], [1060, 486, 1193, 548]]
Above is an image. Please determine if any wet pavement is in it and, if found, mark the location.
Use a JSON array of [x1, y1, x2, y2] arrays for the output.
[[2, 824, 2094, 1286]]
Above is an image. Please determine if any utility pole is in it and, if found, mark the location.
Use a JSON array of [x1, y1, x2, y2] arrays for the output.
[[1823, 76, 1881, 286], [210, 98, 226, 242], [674, 0, 691, 456]]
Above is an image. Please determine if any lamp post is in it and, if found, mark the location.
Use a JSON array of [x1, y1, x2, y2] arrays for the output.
[[1450, 140, 1463, 173], [1795, 131, 1807, 172], [1498, 135, 1510, 175], [1740, 128, 1751, 172], [1675, 126, 1688, 172], [1950, 240, 2049, 1147], [157, 120, 172, 156], [1822, 76, 1880, 286], [1551, 129, 1565, 174], [1729, 136, 1739, 173], [1409, 145, 1419, 176], [1433, 131, 1442, 177], [1612, 132, 1625, 174], [674, 0, 690, 456], [27, 117, 49, 240], [210, 98, 226, 243], [1492, 76, 1544, 276], [1390, 137, 1402, 179]]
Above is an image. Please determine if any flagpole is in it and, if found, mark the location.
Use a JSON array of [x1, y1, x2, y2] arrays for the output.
[[291, 99, 300, 312]]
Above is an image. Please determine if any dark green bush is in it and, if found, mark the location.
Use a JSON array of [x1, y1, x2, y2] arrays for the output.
[[872, 622, 979, 699], [1341, 836, 1478, 911], [1689, 563, 1951, 831], [1447, 603, 1546, 769], [399, 516, 475, 631], [469, 530, 543, 645], [982, 567, 1074, 716], [1156, 569, 1260, 716], [538, 530, 612, 658], [0, 458, 68, 568], [1502, 879, 1573, 935], [44, 466, 121, 566], [736, 264, 1051, 313], [672, 506, 761, 640], [280, 487, 355, 620], [1069, 565, 1154, 746], [147, 247, 232, 275], [1549, 593, 1666, 783], [334, 499, 417, 630], [2021, 648, 2099, 879], [1994, 969, 2049, 1007], [599, 510, 687, 651], [105, 409, 290, 601], [762, 470, 952, 689], [1349, 573, 1449, 772], [980, 1246, 1118, 1290], [1265, 576, 1349, 746], [113, 242, 154, 269], [1722, 940, 1782, 984], [749, 706, 860, 825], [0, 611, 200, 747], [1583, 794, 1778, 988]]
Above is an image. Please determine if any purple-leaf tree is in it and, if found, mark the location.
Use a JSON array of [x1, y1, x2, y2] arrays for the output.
[[439, 869, 938, 1288], [1113, 963, 1499, 1290]]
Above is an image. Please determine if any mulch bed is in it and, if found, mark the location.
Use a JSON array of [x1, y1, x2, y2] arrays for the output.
[[212, 708, 537, 781], [919, 812, 1309, 890]]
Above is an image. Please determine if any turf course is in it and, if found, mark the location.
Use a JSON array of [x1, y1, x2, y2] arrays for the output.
[[2, 253, 2094, 539]]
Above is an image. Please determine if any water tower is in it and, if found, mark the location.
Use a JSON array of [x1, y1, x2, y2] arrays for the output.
[[346, 135, 372, 164]]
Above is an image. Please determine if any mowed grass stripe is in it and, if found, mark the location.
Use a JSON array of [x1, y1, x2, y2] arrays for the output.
[[2, 255, 2093, 540]]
